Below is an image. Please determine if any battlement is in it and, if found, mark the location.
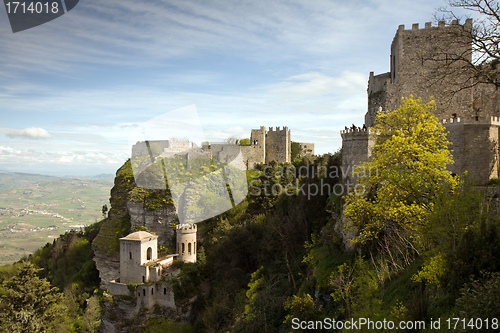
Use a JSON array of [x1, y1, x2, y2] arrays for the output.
[[340, 128, 371, 135], [268, 126, 289, 132], [442, 116, 500, 126], [176, 224, 197, 231], [397, 18, 472, 32]]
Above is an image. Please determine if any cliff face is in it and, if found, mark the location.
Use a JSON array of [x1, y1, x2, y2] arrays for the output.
[[92, 161, 177, 289], [127, 201, 177, 248], [92, 160, 179, 288]]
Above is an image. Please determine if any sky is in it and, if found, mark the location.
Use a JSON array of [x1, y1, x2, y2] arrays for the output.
[[0, 0, 471, 176]]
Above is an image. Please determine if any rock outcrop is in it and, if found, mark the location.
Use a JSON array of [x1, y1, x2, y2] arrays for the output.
[[127, 201, 177, 247]]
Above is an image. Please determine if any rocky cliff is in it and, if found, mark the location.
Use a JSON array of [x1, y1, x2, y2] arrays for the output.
[[92, 160, 177, 288]]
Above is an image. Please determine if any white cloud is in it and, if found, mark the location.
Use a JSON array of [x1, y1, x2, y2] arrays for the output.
[[6, 127, 52, 140], [270, 71, 367, 97]]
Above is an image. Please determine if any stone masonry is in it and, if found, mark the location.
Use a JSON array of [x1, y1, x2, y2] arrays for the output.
[[343, 19, 500, 185]]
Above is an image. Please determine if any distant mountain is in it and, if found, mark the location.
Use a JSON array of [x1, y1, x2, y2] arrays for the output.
[[87, 173, 115, 180]]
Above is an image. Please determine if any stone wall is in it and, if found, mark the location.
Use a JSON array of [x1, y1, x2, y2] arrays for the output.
[[444, 116, 500, 184], [297, 142, 314, 157], [344, 19, 500, 187], [340, 128, 375, 186], [367, 19, 474, 127]]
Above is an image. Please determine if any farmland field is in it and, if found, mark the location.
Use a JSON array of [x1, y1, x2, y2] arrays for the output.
[[0, 172, 113, 265]]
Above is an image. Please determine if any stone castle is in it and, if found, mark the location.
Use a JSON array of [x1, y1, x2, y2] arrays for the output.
[[239, 126, 313, 168], [342, 19, 500, 185], [132, 126, 314, 171]]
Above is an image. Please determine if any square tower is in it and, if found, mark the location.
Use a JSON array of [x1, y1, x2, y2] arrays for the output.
[[119, 231, 158, 284]]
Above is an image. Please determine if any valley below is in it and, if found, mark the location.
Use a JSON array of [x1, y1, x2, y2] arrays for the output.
[[0, 172, 113, 265]]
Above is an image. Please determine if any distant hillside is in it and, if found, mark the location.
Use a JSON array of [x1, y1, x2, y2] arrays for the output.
[[0, 172, 113, 265]]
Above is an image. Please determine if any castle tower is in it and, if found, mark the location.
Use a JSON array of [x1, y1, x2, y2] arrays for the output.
[[340, 127, 375, 188], [119, 231, 158, 284], [344, 19, 500, 186], [366, 19, 473, 127], [265, 126, 291, 163], [176, 224, 197, 263]]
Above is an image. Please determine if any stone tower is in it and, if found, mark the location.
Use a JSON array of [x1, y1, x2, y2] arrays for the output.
[[265, 126, 291, 163], [176, 224, 197, 263], [119, 231, 158, 284], [365, 19, 473, 127], [342, 19, 500, 185]]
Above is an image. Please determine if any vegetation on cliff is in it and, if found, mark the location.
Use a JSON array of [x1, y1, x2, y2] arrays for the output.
[[3, 97, 500, 332]]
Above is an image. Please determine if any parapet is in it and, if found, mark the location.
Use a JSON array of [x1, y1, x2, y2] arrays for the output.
[[397, 18, 472, 32], [442, 116, 500, 126], [268, 126, 289, 132], [176, 224, 197, 232], [340, 127, 371, 135]]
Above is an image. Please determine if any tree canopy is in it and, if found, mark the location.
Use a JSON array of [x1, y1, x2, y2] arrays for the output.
[[344, 96, 458, 244], [0, 262, 66, 333]]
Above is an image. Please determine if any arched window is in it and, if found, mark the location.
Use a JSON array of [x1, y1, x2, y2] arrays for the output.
[[129, 252, 132, 260], [147, 247, 152, 260], [151, 288, 154, 295], [142, 276, 145, 283], [182, 243, 185, 254], [188, 242, 191, 255], [164, 288, 167, 295]]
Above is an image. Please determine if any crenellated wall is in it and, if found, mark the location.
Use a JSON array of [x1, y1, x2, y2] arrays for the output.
[[444, 116, 500, 183], [340, 128, 375, 187], [344, 19, 500, 187]]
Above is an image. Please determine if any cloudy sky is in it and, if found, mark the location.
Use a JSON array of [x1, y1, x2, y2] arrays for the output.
[[0, 0, 469, 176]]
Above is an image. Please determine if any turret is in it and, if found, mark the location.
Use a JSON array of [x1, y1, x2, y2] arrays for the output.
[[176, 224, 197, 263]]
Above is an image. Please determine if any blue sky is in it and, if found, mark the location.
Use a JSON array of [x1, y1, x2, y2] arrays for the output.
[[0, 0, 468, 176]]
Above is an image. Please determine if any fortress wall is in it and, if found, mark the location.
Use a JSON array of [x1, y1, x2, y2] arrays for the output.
[[444, 116, 500, 183], [241, 145, 264, 169], [444, 119, 466, 177], [366, 72, 390, 127], [132, 140, 171, 157], [463, 124, 496, 184], [341, 129, 374, 184], [156, 283, 176, 309], [474, 82, 500, 119], [109, 281, 129, 296], [297, 142, 314, 157]]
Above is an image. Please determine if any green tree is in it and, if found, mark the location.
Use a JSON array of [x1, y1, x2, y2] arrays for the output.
[[239, 138, 251, 145], [81, 295, 101, 333], [0, 262, 67, 333], [344, 96, 458, 245]]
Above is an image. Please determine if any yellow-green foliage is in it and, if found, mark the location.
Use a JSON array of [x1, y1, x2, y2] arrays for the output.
[[412, 253, 447, 286], [344, 96, 458, 244], [283, 294, 322, 324], [243, 266, 265, 321]]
